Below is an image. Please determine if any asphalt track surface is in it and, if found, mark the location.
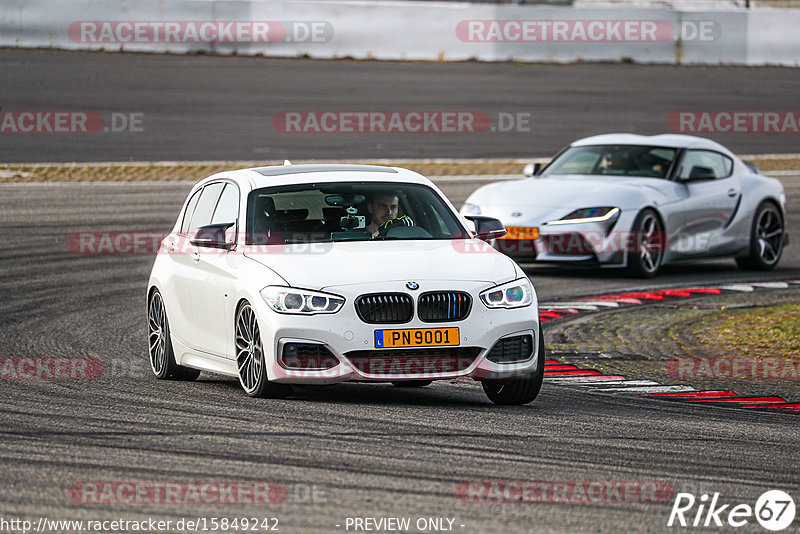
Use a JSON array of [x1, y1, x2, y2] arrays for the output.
[[2, 49, 800, 533], [1, 176, 798, 533], [3, 49, 800, 162]]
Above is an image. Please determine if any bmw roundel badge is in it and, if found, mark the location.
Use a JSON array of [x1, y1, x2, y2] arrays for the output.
[[406, 281, 419, 290]]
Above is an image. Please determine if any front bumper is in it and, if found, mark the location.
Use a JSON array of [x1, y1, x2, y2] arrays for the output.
[[253, 280, 542, 384], [493, 212, 638, 267]]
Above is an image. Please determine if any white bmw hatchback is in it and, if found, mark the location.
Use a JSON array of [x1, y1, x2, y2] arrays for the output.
[[148, 164, 544, 405]]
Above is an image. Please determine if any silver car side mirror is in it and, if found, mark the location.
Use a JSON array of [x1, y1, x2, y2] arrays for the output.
[[523, 162, 543, 177]]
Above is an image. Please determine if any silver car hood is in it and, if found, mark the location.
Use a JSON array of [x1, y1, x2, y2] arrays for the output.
[[470, 175, 677, 210], [465, 175, 684, 224]]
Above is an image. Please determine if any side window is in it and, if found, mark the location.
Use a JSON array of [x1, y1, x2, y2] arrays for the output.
[[407, 189, 461, 238], [188, 182, 224, 233], [678, 150, 733, 180], [211, 183, 239, 226], [640, 148, 676, 178], [180, 189, 203, 234], [719, 155, 733, 177]]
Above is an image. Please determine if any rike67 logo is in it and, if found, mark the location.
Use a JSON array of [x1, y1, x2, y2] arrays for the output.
[[668, 490, 795, 531]]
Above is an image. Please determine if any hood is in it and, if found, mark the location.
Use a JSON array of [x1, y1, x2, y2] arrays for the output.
[[244, 239, 517, 290], [468, 175, 677, 211]]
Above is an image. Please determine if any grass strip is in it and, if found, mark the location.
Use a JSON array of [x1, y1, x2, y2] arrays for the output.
[[1, 155, 799, 183]]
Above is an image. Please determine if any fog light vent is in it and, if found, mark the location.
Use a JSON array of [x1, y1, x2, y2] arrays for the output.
[[279, 342, 338, 370], [486, 335, 533, 364]]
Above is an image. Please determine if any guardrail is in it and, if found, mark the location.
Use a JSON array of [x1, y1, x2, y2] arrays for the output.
[[1, 0, 798, 66]]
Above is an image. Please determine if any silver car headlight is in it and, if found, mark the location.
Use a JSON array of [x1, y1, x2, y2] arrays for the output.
[[545, 207, 620, 225], [461, 203, 482, 215], [480, 278, 534, 309], [261, 286, 345, 315]]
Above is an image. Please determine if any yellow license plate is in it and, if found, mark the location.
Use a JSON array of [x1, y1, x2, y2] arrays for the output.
[[374, 327, 460, 348], [499, 226, 540, 240]]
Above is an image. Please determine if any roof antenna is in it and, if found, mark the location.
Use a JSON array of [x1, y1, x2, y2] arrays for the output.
[[283, 160, 292, 166]]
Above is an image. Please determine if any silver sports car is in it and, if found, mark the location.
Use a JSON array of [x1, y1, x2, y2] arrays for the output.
[[461, 134, 788, 277]]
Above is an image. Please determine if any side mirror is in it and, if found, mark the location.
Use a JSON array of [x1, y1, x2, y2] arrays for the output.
[[191, 223, 235, 249], [684, 165, 716, 182], [465, 216, 507, 241], [743, 161, 760, 174], [523, 162, 543, 177]]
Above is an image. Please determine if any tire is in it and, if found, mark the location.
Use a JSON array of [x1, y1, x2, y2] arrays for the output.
[[391, 380, 433, 388], [148, 290, 201, 381], [626, 208, 665, 278], [235, 302, 292, 399], [736, 201, 784, 271], [482, 325, 545, 405]]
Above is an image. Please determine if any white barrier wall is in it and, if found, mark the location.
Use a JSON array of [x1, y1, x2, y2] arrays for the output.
[[746, 9, 800, 65], [0, 0, 798, 66]]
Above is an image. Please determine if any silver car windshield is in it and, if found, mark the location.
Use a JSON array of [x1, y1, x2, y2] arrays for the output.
[[245, 181, 470, 245], [542, 145, 678, 179]]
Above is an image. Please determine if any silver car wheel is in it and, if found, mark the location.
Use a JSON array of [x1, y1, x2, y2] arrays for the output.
[[148, 291, 167, 375], [236, 303, 264, 395], [638, 212, 663, 274], [755, 205, 783, 265]]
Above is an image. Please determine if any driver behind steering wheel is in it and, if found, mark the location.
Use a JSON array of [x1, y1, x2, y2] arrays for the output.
[[378, 214, 415, 236], [365, 191, 414, 237]]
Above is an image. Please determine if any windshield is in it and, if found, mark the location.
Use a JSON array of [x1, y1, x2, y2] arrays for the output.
[[542, 145, 678, 178], [245, 181, 470, 245]]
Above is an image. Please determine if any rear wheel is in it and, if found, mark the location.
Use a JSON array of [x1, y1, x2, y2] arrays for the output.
[[235, 302, 292, 398], [148, 290, 200, 381], [626, 208, 664, 278], [391, 380, 433, 388], [482, 325, 545, 405], [736, 201, 784, 271]]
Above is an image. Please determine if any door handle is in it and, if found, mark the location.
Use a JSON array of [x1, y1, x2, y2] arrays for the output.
[[192, 252, 200, 262], [727, 188, 739, 197]]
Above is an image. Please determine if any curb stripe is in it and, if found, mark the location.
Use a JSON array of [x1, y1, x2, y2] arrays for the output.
[[739, 403, 800, 412], [750, 282, 789, 289], [539, 280, 799, 415], [643, 391, 737, 399], [595, 386, 697, 394], [583, 380, 661, 387], [544, 370, 603, 377], [544, 375, 628, 383], [719, 285, 755, 292], [685, 396, 786, 405]]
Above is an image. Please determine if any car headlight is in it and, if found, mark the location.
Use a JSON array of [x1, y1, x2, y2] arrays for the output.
[[261, 286, 345, 315], [545, 207, 620, 225], [480, 278, 534, 309], [462, 203, 482, 215]]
